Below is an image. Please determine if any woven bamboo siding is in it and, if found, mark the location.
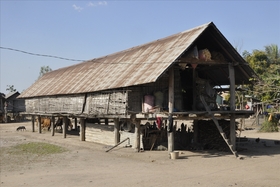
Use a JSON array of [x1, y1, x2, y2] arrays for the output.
[[85, 123, 115, 145], [127, 86, 142, 112], [85, 91, 128, 115], [25, 95, 84, 114]]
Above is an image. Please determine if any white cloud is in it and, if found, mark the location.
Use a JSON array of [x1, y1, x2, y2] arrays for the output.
[[88, 1, 107, 7], [72, 4, 83, 12], [88, 2, 96, 7], [98, 1, 107, 6]]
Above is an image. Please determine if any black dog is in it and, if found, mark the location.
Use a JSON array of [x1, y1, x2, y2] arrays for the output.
[[16, 126, 26, 131]]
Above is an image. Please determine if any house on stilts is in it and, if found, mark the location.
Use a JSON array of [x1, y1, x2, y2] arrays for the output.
[[18, 22, 257, 157]]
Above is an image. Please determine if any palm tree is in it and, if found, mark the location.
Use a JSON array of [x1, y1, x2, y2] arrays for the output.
[[265, 44, 280, 64]]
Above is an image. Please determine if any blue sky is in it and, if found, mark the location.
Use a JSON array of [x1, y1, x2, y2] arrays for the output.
[[1, 0, 279, 94]]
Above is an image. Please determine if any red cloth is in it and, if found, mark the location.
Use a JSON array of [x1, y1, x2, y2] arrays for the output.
[[156, 117, 162, 129]]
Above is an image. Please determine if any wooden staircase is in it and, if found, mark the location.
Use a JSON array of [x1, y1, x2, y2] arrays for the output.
[[200, 95, 238, 158]]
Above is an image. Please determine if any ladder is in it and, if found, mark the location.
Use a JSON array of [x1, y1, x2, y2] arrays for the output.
[[200, 95, 238, 158]]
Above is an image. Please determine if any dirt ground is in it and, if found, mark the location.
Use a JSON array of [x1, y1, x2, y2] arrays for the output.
[[0, 120, 280, 187]]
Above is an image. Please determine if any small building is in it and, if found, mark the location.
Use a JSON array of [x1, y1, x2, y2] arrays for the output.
[[19, 22, 257, 157], [5, 92, 26, 113], [0, 93, 5, 122]]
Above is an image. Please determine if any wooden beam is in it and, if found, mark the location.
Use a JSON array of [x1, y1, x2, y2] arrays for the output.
[[114, 118, 120, 145], [229, 63, 236, 150], [168, 67, 175, 153], [38, 116, 42, 134], [177, 58, 228, 65], [51, 116, 55, 136], [80, 118, 85, 141], [74, 118, 77, 130], [63, 116, 67, 138], [31, 115, 35, 132], [134, 119, 141, 152]]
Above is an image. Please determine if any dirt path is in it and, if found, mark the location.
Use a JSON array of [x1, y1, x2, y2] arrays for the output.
[[1, 121, 280, 187]]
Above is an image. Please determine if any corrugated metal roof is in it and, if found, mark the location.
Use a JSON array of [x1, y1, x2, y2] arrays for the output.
[[19, 22, 256, 98], [20, 22, 210, 98]]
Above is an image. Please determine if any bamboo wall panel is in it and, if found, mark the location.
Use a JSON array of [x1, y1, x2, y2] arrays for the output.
[[25, 95, 84, 114], [85, 91, 128, 115]]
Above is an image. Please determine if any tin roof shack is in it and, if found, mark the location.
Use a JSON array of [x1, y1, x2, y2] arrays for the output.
[[6, 92, 26, 113], [19, 22, 257, 157], [5, 92, 26, 122]]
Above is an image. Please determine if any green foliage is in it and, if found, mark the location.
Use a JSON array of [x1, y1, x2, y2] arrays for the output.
[[265, 44, 280, 64], [245, 50, 269, 76], [38, 65, 52, 79], [243, 44, 280, 102], [6, 85, 16, 92]]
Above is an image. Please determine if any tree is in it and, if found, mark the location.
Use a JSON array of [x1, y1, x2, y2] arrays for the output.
[[243, 44, 280, 102], [265, 44, 280, 64], [6, 85, 16, 92], [38, 66, 52, 79], [243, 45, 280, 132]]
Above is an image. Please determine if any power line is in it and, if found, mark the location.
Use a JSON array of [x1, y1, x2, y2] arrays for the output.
[[0, 46, 85, 62]]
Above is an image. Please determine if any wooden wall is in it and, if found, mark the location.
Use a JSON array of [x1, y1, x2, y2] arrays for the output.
[[85, 123, 115, 145]]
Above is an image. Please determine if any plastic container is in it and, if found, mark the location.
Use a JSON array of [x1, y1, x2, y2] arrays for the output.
[[170, 151, 179, 159]]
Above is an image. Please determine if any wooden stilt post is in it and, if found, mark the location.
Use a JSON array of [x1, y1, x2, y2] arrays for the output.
[[74, 118, 77, 130], [105, 118, 109, 125], [114, 118, 120, 145], [134, 119, 141, 152], [31, 115, 35, 132], [80, 118, 85, 141], [51, 116, 55, 136], [63, 116, 67, 138], [229, 63, 236, 150], [168, 67, 174, 153], [38, 116, 42, 134]]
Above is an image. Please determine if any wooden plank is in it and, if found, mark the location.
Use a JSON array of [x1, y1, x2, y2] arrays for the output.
[[229, 63, 236, 150]]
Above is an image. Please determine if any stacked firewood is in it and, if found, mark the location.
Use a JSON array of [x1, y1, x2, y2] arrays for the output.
[[197, 120, 237, 151]]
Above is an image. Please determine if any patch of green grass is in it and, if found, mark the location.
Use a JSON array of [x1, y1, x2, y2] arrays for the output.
[[11, 142, 67, 155]]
